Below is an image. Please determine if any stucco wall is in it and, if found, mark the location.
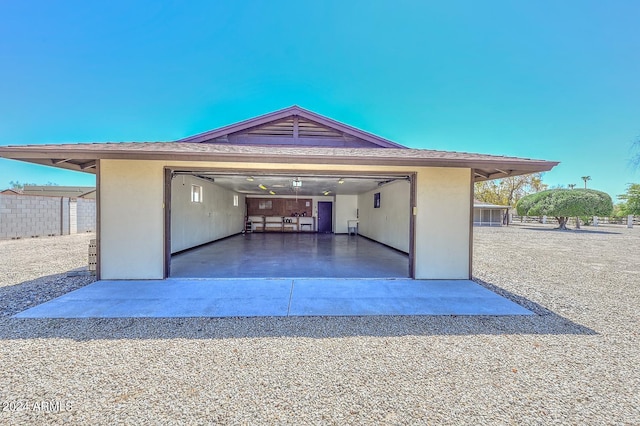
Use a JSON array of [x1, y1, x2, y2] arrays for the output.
[[100, 160, 165, 279], [97, 159, 472, 280], [334, 194, 358, 234], [414, 167, 471, 279], [357, 180, 410, 253], [171, 175, 245, 253]]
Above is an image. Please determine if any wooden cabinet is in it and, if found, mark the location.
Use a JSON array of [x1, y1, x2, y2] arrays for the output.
[[247, 215, 316, 233], [247, 198, 312, 217]]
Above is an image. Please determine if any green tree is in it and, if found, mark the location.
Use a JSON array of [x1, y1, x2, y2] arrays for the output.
[[612, 203, 628, 218], [617, 183, 640, 215], [581, 176, 591, 189], [8, 181, 58, 189], [516, 189, 613, 230]]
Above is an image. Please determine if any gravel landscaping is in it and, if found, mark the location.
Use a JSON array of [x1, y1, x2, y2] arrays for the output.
[[0, 226, 639, 425]]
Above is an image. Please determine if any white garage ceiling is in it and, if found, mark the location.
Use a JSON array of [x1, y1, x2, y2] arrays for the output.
[[172, 172, 409, 196]]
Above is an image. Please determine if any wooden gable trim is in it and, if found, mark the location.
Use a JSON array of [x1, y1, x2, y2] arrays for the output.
[[177, 105, 407, 148]]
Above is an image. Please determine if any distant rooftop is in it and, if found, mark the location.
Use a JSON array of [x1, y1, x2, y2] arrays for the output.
[[21, 185, 96, 198]]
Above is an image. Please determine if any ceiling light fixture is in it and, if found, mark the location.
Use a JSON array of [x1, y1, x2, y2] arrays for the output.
[[258, 184, 267, 190], [292, 177, 302, 201], [269, 190, 276, 195], [338, 178, 345, 184], [246, 176, 254, 181], [323, 190, 332, 196]]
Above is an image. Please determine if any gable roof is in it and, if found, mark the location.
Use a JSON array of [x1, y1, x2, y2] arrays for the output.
[[0, 105, 559, 181], [177, 105, 407, 149]]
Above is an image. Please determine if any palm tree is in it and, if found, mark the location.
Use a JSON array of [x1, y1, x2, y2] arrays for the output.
[[568, 184, 576, 189], [581, 176, 591, 189]]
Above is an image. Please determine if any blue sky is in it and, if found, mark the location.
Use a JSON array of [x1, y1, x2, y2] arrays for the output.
[[1, 1, 639, 199]]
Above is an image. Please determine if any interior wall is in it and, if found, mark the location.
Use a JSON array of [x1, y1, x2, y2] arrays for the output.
[[334, 194, 358, 234], [171, 175, 246, 253], [100, 159, 165, 279], [414, 167, 471, 279], [357, 180, 410, 252], [246, 194, 334, 231]]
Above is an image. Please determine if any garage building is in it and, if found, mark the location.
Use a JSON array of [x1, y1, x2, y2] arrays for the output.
[[0, 106, 558, 281]]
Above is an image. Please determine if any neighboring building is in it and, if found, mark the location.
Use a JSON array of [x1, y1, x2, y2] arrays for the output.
[[0, 106, 558, 279], [0, 189, 22, 195], [22, 185, 96, 199], [473, 201, 509, 226]]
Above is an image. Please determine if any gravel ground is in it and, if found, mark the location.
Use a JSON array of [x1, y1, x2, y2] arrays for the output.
[[0, 226, 639, 425]]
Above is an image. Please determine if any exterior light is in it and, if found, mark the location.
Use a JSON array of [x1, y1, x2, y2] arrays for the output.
[[246, 176, 254, 181], [269, 190, 276, 195], [338, 178, 345, 184], [258, 184, 267, 190], [292, 178, 302, 188]]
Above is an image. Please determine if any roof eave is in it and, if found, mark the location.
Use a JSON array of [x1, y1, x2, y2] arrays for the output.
[[0, 148, 558, 178]]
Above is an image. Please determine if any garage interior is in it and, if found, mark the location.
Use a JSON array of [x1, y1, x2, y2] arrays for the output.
[[167, 170, 413, 278]]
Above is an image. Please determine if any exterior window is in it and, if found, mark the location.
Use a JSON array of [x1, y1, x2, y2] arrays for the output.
[[191, 185, 202, 203], [233, 195, 239, 207]]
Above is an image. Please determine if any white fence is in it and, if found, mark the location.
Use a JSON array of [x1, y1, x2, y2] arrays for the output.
[[511, 215, 638, 227]]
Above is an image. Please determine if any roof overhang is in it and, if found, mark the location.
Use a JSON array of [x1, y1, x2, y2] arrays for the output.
[[0, 142, 559, 182]]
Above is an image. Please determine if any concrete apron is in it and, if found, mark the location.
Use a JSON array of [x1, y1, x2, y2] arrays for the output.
[[14, 278, 532, 318]]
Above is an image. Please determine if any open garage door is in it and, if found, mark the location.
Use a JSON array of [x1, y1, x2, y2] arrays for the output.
[[164, 169, 416, 279]]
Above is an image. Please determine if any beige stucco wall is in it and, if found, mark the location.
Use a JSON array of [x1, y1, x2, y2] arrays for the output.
[[171, 175, 246, 253], [334, 194, 358, 234], [98, 159, 472, 280], [99, 159, 165, 279], [414, 167, 471, 279], [357, 181, 410, 252]]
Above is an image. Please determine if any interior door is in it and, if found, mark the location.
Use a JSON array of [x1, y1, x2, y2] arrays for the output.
[[317, 201, 333, 233]]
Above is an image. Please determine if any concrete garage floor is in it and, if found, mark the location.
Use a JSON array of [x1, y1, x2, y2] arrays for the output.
[[171, 233, 410, 278], [14, 278, 532, 318], [14, 233, 532, 318]]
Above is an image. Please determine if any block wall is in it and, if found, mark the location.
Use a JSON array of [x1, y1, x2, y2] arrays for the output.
[[0, 194, 96, 239], [77, 198, 96, 233]]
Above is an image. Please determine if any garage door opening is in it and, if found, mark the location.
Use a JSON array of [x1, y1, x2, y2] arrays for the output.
[[164, 169, 415, 279]]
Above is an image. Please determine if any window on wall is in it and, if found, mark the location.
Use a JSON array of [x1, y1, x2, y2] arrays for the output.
[[233, 195, 239, 207], [191, 185, 203, 203]]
